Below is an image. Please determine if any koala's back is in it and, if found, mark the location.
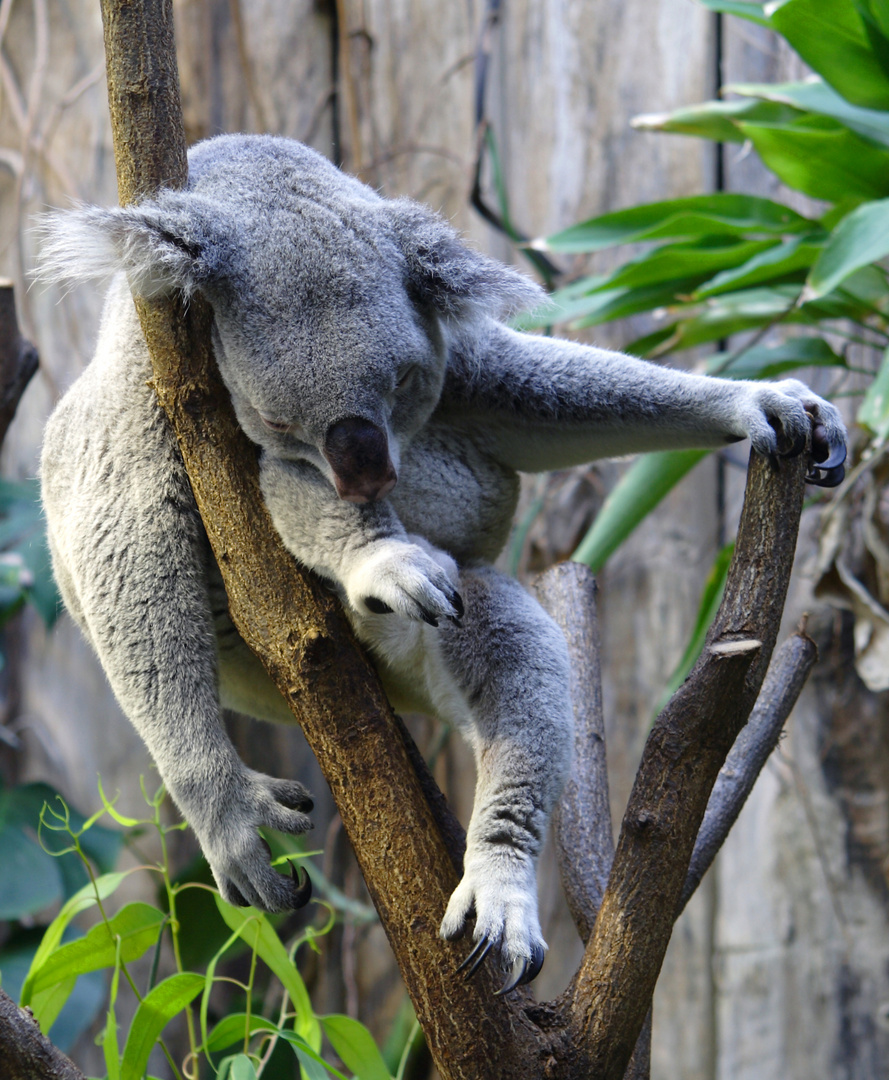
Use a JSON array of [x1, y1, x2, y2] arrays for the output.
[[41, 277, 207, 644]]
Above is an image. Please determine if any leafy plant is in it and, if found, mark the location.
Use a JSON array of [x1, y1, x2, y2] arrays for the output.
[[521, 0, 889, 691], [2, 783, 408, 1080]]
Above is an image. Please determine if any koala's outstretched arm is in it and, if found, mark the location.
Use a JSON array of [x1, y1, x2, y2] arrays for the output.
[[442, 320, 846, 485]]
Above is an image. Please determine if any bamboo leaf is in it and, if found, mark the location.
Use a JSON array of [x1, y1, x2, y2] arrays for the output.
[[706, 337, 845, 379], [633, 97, 799, 142], [571, 451, 710, 571], [738, 117, 889, 203], [807, 197, 889, 297], [694, 234, 824, 297], [651, 542, 736, 717], [727, 78, 889, 147], [858, 346, 889, 439], [699, 0, 771, 25], [532, 194, 811, 254], [770, 0, 889, 109], [120, 973, 205, 1080]]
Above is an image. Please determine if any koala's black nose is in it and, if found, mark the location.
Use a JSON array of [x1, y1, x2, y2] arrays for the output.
[[323, 417, 398, 503]]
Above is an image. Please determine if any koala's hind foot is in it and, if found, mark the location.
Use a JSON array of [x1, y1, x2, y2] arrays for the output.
[[184, 767, 315, 912]]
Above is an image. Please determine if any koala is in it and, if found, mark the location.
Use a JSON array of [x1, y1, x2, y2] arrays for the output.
[[38, 134, 846, 994]]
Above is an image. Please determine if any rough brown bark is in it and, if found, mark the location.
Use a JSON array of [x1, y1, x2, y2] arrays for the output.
[[0, 282, 38, 449], [0, 989, 86, 1080], [566, 449, 808, 1080]]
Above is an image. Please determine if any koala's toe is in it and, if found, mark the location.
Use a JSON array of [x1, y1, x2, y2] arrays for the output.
[[268, 778, 314, 814]]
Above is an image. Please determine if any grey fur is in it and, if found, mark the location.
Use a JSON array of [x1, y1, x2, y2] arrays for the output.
[[38, 134, 846, 974]]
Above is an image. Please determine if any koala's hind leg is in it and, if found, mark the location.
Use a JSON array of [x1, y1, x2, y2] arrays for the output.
[[364, 565, 574, 990]]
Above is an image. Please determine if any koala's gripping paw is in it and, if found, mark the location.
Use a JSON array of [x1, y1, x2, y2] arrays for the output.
[[739, 380, 847, 487], [192, 769, 314, 913], [344, 539, 463, 626], [440, 856, 546, 994]]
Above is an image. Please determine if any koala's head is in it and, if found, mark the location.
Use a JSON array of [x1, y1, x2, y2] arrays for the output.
[[37, 135, 543, 502]]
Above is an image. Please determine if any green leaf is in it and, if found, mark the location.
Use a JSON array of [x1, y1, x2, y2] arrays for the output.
[[321, 1015, 393, 1080], [632, 97, 801, 143], [593, 237, 779, 293], [533, 194, 811, 253], [770, 0, 889, 109], [858, 346, 889, 438], [698, 0, 771, 25], [571, 451, 711, 571], [276, 1030, 348, 1080], [21, 871, 131, 1004], [738, 117, 889, 203], [727, 78, 889, 147], [220, 1055, 259, 1080], [694, 235, 823, 297], [807, 197, 889, 297], [214, 897, 321, 1050], [706, 336, 845, 379], [120, 973, 205, 1080], [30, 977, 76, 1036], [28, 902, 164, 997], [206, 1013, 279, 1053], [652, 542, 736, 717]]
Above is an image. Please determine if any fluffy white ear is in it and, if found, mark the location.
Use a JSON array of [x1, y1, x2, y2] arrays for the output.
[[34, 194, 225, 299], [388, 198, 545, 321]]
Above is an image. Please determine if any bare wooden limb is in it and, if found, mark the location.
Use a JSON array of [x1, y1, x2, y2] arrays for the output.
[[678, 628, 817, 913], [533, 562, 613, 945], [0, 281, 38, 448], [566, 448, 808, 1080], [0, 989, 86, 1080]]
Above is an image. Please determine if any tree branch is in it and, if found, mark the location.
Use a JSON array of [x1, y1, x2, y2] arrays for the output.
[[0, 281, 38, 448], [533, 563, 613, 946], [98, 4, 537, 1077], [565, 447, 808, 1079], [678, 627, 817, 913], [0, 989, 86, 1080]]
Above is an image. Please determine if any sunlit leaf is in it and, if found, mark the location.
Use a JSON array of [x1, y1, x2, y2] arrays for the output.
[[738, 117, 889, 202], [533, 194, 811, 253], [593, 237, 779, 293], [727, 78, 889, 147], [770, 0, 889, 109], [321, 1015, 393, 1080], [632, 98, 800, 143], [699, 0, 771, 25], [695, 234, 824, 297], [121, 973, 205, 1080], [858, 346, 889, 439], [28, 903, 164, 997], [807, 197, 889, 297], [652, 542, 736, 717], [706, 336, 845, 379], [571, 451, 711, 571]]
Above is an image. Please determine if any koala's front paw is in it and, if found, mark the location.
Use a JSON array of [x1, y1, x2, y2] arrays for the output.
[[188, 769, 315, 913], [440, 852, 546, 995], [344, 539, 463, 626], [740, 380, 847, 487]]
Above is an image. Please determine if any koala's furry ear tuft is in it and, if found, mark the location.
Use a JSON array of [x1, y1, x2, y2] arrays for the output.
[[388, 199, 545, 321], [33, 193, 226, 299]]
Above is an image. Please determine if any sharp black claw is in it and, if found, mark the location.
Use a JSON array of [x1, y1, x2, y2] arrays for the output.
[[419, 607, 439, 628], [451, 590, 465, 619], [818, 442, 847, 471], [807, 463, 846, 488], [290, 862, 313, 909], [495, 957, 528, 996], [457, 936, 493, 979], [523, 943, 546, 985], [778, 429, 807, 459], [365, 596, 394, 615], [228, 884, 250, 908]]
